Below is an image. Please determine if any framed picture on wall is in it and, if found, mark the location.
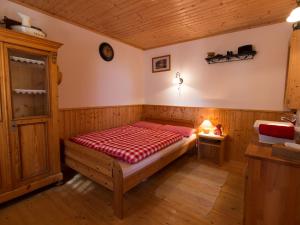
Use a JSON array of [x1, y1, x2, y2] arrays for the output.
[[152, 55, 171, 73]]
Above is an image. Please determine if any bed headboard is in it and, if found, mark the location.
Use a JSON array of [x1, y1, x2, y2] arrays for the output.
[[144, 117, 196, 128]]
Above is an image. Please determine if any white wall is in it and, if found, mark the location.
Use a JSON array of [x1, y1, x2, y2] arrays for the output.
[[144, 23, 292, 111], [0, 0, 144, 108], [0, 0, 293, 111]]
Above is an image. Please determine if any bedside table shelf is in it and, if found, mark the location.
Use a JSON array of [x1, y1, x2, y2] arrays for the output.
[[198, 141, 221, 148], [197, 133, 227, 166]]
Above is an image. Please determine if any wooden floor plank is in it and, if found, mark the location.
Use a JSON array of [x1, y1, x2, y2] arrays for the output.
[[0, 155, 245, 225]]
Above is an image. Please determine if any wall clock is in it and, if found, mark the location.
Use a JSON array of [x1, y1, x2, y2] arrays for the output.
[[99, 42, 114, 61]]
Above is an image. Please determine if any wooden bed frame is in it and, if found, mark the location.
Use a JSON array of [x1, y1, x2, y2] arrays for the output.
[[63, 118, 196, 219]]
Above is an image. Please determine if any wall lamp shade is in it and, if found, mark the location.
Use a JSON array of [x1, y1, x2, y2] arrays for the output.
[[287, 1, 300, 22], [173, 72, 183, 85], [200, 119, 213, 134]]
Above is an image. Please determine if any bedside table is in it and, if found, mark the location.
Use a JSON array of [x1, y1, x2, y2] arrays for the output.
[[197, 133, 227, 166]]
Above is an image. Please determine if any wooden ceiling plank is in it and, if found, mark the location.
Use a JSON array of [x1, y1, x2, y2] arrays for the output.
[[120, 15, 287, 49], [95, 0, 292, 36], [106, 6, 289, 38], [9, 0, 295, 49]]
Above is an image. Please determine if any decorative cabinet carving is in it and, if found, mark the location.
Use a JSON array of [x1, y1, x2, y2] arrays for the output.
[[0, 28, 63, 202], [286, 30, 300, 109]]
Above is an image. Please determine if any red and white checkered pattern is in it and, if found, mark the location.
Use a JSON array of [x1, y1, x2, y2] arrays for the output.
[[70, 125, 183, 164]]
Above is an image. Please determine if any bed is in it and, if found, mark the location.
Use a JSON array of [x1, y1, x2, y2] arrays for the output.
[[63, 118, 197, 218]]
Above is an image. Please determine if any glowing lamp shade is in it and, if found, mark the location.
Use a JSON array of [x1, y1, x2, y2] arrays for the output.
[[287, 7, 300, 23], [200, 119, 213, 134]]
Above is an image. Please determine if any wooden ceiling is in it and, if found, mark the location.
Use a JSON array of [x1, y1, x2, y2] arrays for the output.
[[11, 0, 295, 49]]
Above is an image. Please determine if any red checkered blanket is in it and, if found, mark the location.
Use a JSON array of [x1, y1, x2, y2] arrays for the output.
[[70, 125, 183, 164]]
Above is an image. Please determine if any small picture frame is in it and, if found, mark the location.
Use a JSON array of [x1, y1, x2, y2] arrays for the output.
[[152, 55, 171, 73]]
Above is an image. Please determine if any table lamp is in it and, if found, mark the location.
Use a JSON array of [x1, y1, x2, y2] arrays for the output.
[[200, 119, 213, 134]]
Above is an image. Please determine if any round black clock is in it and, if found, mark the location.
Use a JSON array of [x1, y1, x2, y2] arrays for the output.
[[99, 42, 114, 61]]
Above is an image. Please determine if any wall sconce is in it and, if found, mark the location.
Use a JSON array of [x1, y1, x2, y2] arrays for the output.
[[173, 72, 183, 85], [173, 72, 183, 94]]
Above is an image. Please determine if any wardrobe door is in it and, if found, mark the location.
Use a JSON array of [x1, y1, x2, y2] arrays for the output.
[[286, 30, 300, 109], [0, 42, 12, 193], [4, 44, 53, 186]]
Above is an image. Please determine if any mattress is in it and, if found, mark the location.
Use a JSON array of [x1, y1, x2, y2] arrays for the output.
[[119, 134, 196, 177], [70, 125, 183, 164]]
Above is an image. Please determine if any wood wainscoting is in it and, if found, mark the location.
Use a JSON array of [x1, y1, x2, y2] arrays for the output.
[[59, 105, 143, 139], [58, 104, 288, 163], [142, 105, 288, 162]]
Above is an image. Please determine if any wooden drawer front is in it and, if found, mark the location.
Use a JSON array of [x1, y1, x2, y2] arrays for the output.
[[15, 122, 50, 183]]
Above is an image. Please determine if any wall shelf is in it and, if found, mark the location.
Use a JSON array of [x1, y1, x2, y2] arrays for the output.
[[205, 51, 257, 64]]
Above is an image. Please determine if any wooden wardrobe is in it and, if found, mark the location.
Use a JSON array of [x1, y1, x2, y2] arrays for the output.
[[285, 29, 300, 109], [0, 28, 62, 203]]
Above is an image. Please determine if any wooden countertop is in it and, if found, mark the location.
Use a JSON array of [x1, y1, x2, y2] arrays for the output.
[[246, 141, 300, 167]]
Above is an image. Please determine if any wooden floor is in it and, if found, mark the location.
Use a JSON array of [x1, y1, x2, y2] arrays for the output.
[[0, 154, 245, 225]]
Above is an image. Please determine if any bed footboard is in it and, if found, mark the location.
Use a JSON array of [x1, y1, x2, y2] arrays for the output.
[[64, 129, 196, 219], [64, 140, 125, 218], [64, 140, 115, 190]]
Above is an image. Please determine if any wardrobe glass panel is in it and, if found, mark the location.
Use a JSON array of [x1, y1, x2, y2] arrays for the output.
[[8, 49, 49, 118]]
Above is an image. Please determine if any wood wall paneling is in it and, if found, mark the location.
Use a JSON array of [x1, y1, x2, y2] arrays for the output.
[[142, 105, 286, 162], [59, 104, 286, 163], [59, 105, 143, 139], [11, 0, 295, 49]]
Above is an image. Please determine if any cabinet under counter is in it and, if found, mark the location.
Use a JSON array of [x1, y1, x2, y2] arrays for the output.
[[244, 142, 300, 225]]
